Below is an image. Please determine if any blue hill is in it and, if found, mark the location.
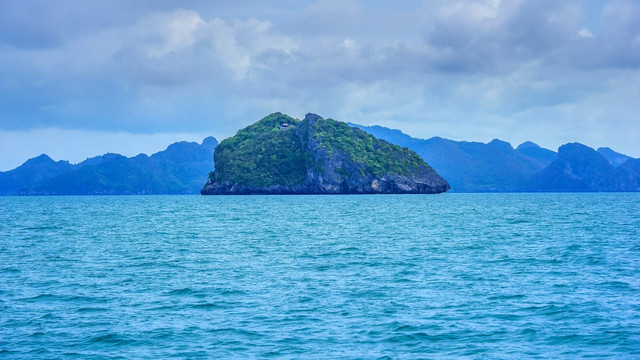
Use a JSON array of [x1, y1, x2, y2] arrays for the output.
[[3, 121, 639, 194], [351, 123, 639, 192], [597, 147, 633, 167], [0, 137, 217, 195]]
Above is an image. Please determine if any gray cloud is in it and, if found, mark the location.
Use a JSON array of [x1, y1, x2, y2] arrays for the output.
[[0, 0, 639, 158]]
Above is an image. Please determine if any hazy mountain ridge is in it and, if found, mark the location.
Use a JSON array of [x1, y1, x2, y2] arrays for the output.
[[529, 143, 640, 192], [2, 120, 638, 194], [597, 147, 633, 167], [0, 137, 217, 195], [350, 123, 640, 192]]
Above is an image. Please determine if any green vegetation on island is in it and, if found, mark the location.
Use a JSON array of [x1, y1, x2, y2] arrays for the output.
[[300, 115, 426, 177], [212, 113, 307, 187], [202, 113, 449, 194]]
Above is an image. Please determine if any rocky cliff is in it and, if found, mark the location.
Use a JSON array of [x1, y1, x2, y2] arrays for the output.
[[529, 143, 640, 192], [201, 113, 449, 194]]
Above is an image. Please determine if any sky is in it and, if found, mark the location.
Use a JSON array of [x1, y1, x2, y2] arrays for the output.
[[1, 0, 639, 170]]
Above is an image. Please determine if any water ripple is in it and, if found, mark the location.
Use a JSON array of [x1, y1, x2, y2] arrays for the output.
[[1, 193, 639, 358]]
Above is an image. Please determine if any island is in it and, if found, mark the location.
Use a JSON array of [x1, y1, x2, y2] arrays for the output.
[[201, 113, 449, 194]]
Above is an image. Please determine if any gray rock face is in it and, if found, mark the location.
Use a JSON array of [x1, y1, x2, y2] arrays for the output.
[[297, 114, 447, 194], [202, 173, 449, 194], [201, 113, 449, 195]]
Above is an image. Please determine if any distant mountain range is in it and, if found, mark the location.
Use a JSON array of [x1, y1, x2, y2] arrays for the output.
[[349, 124, 640, 192], [1, 122, 639, 194], [0, 137, 217, 195]]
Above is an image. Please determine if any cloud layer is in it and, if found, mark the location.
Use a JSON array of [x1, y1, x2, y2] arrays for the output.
[[1, 0, 639, 166]]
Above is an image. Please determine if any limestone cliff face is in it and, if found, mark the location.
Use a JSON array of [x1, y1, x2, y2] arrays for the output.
[[528, 143, 640, 192], [201, 113, 449, 195]]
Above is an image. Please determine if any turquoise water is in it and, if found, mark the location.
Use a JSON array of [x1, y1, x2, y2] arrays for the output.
[[1, 194, 639, 359]]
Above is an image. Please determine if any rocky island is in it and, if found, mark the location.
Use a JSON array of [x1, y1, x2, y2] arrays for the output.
[[201, 113, 449, 194]]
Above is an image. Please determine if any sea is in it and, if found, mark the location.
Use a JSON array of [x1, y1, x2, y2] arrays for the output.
[[1, 193, 639, 359]]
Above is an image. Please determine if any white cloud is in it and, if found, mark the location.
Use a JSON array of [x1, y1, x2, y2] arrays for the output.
[[578, 28, 595, 38], [145, 10, 204, 59]]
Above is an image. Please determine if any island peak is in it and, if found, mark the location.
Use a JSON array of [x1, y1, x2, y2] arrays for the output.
[[201, 113, 449, 194]]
